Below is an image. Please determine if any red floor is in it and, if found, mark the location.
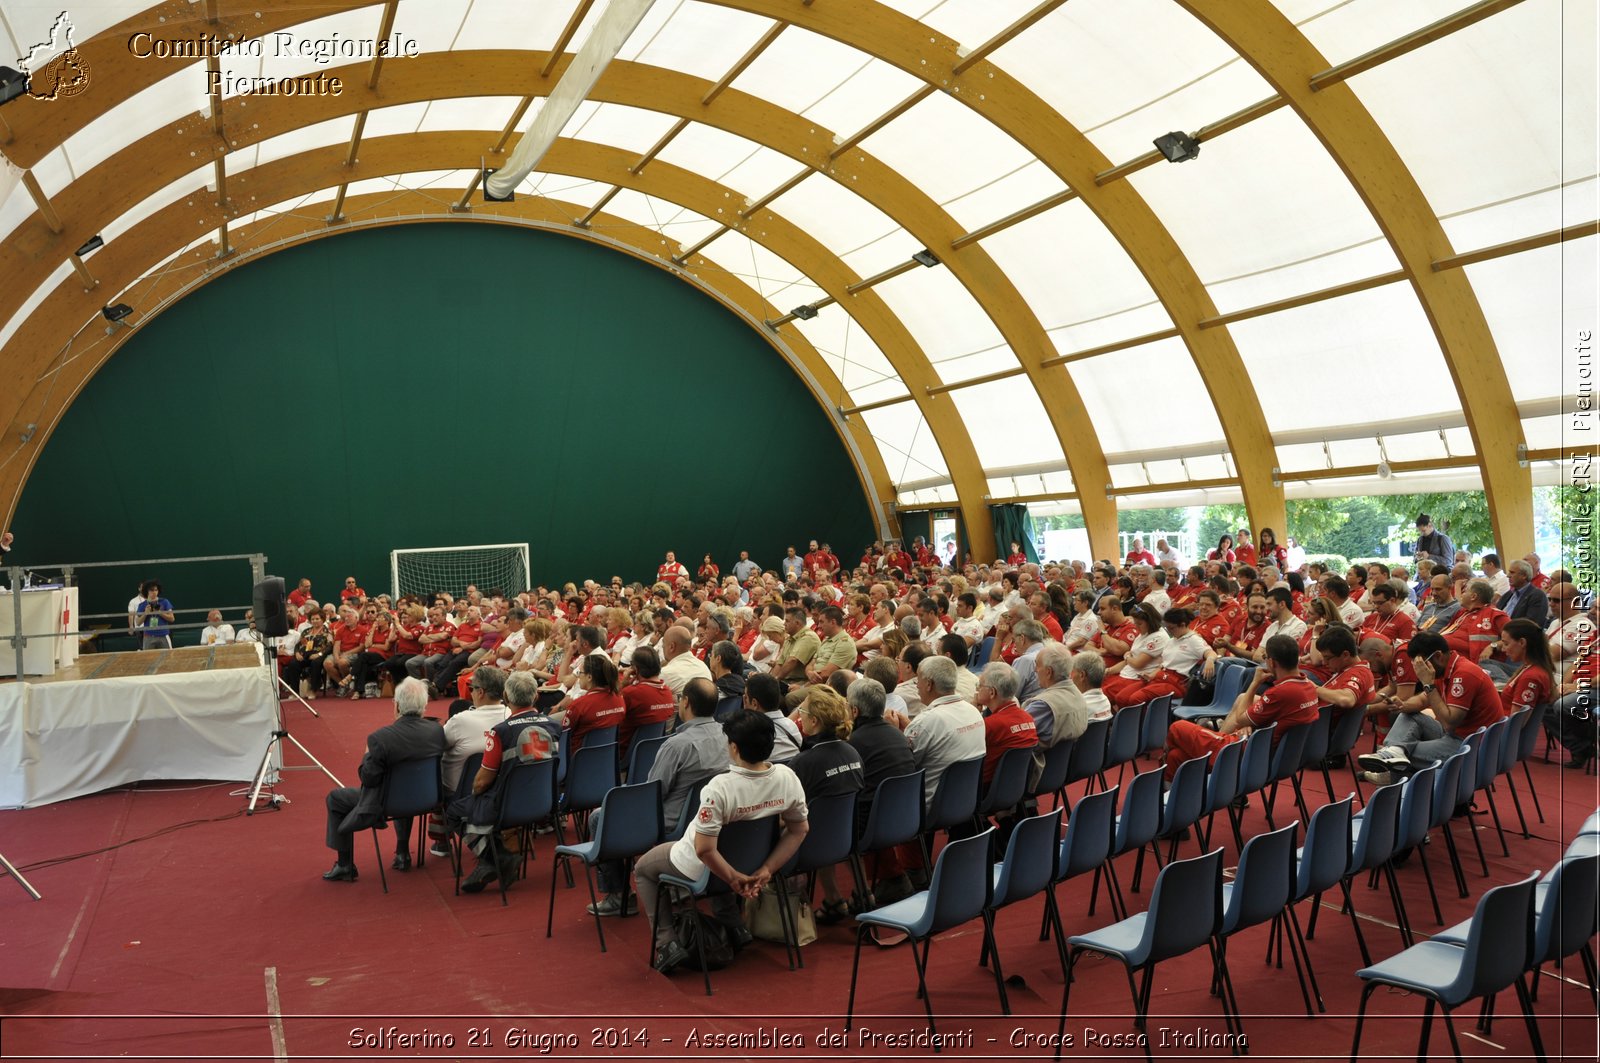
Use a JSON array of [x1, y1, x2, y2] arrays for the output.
[[1, 695, 1596, 1061]]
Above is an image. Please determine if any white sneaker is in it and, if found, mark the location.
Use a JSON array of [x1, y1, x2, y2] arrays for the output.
[[1361, 770, 1395, 786], [1358, 746, 1410, 773]]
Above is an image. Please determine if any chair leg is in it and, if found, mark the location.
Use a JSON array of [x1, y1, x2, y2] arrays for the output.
[[1349, 981, 1378, 1063], [1520, 759, 1544, 823], [1265, 781, 1279, 830], [1417, 996, 1436, 1063], [1044, 889, 1070, 982], [1106, 858, 1128, 920], [845, 925, 867, 1031], [1288, 904, 1325, 1013], [1342, 878, 1373, 967], [1306, 888, 1323, 939], [582, 864, 606, 952], [1504, 771, 1530, 837], [1581, 942, 1599, 1008], [545, 855, 559, 938], [1484, 786, 1509, 857], [1383, 863, 1413, 946], [909, 936, 940, 1045], [982, 910, 1010, 1015], [1438, 1003, 1465, 1063], [1056, 948, 1084, 1062], [1417, 839, 1444, 925], [370, 827, 388, 894], [1347, 758, 1366, 807], [1468, 807, 1490, 876], [772, 874, 801, 971], [1440, 822, 1469, 898], [1513, 975, 1547, 1062], [1292, 774, 1311, 824]]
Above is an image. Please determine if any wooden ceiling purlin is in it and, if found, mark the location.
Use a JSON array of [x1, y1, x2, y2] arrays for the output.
[[0, 178, 901, 537]]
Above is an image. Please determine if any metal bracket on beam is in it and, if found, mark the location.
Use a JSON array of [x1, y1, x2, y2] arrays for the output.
[[1517, 443, 1528, 469], [1271, 465, 1282, 488]]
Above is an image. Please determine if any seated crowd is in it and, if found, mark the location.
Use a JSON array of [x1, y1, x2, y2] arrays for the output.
[[311, 517, 1596, 977]]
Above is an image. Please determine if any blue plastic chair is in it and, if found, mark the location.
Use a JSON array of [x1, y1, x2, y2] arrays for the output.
[[1321, 704, 1369, 803], [1196, 737, 1244, 852], [849, 770, 925, 908], [1386, 763, 1439, 944], [624, 734, 666, 783], [1459, 729, 1492, 877], [1107, 767, 1165, 917], [1227, 724, 1277, 850], [369, 755, 442, 894], [1065, 717, 1110, 795], [1148, 754, 1207, 878], [1137, 694, 1174, 760], [923, 755, 984, 863], [982, 809, 1063, 1014], [1350, 872, 1543, 1063], [545, 780, 662, 951], [845, 829, 996, 1035], [630, 719, 668, 746], [479, 756, 558, 906], [1427, 749, 1473, 905], [1218, 821, 1305, 1024], [1318, 777, 1404, 966], [777, 790, 858, 969], [656, 817, 783, 996], [1509, 701, 1549, 826], [666, 777, 708, 841], [559, 741, 618, 840], [1027, 735, 1075, 809], [1292, 793, 1355, 1013], [1059, 848, 1236, 1055], [1497, 707, 1540, 837], [1049, 784, 1120, 922], [1472, 717, 1512, 859], [977, 748, 1034, 827], [1261, 721, 1315, 829], [1172, 663, 1254, 721], [969, 635, 995, 672], [1101, 704, 1143, 790]]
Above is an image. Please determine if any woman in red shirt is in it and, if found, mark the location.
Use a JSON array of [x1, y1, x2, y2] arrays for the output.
[[1207, 534, 1236, 563], [349, 611, 395, 700], [1255, 528, 1289, 573], [558, 654, 626, 752], [1497, 618, 1553, 716], [697, 555, 719, 584], [1006, 541, 1028, 566]]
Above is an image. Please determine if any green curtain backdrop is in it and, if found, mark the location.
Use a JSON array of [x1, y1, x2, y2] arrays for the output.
[[989, 504, 1038, 564], [12, 223, 874, 624]]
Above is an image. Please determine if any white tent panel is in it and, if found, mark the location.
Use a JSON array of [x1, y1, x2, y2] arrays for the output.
[[859, 90, 1036, 208], [1277, 0, 1515, 75], [793, 56, 924, 140], [254, 7, 394, 85], [622, 1, 775, 82], [768, 178, 901, 266], [1, 1, 126, 57], [1182, 453, 1233, 482], [1522, 413, 1568, 451], [1108, 461, 1150, 490], [1225, 283, 1456, 432], [861, 404, 949, 483], [61, 66, 204, 177], [988, 0, 1273, 165], [1064, 335, 1225, 453], [1126, 107, 1386, 287], [361, 101, 432, 140], [567, 101, 681, 155], [715, 149, 810, 207], [1342, 0, 1589, 221], [653, 122, 766, 188], [1204, 238, 1400, 319], [883, 0, 1029, 46], [1045, 302, 1179, 361], [1273, 441, 1327, 477], [248, 115, 357, 172], [982, 197, 1166, 336], [448, 0, 585, 51], [414, 95, 527, 136], [926, 342, 1026, 384], [1465, 242, 1594, 404], [1438, 178, 1597, 255], [950, 376, 1067, 472], [97, 161, 209, 244], [937, 158, 1066, 231], [526, 176, 619, 210], [791, 308, 901, 384], [731, 24, 882, 117], [26, 145, 75, 200], [847, 377, 911, 408], [872, 266, 1008, 373], [0, 167, 38, 245], [390, 0, 471, 54]]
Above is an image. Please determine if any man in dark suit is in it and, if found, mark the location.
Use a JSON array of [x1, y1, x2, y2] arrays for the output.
[[1496, 558, 1550, 629], [322, 677, 446, 882]]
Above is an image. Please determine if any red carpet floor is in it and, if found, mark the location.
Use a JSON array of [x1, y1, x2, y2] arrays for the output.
[[1, 694, 1596, 1061]]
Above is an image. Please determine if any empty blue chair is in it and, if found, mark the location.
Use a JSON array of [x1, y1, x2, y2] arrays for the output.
[[1460, 729, 1492, 877], [777, 790, 858, 969], [478, 756, 558, 906], [1101, 704, 1143, 790], [845, 829, 996, 1035], [1321, 704, 1369, 803], [1172, 662, 1254, 721], [982, 809, 1063, 1014], [1027, 735, 1075, 810], [559, 741, 618, 840], [1065, 717, 1110, 795], [1049, 785, 1120, 924], [1497, 707, 1538, 837], [1387, 763, 1439, 944], [1196, 737, 1244, 852], [849, 770, 925, 908], [655, 817, 782, 997], [1472, 717, 1512, 859], [629, 720, 668, 746], [1146, 754, 1207, 886], [975, 747, 1033, 826], [923, 755, 984, 864], [1137, 693, 1174, 760], [1427, 749, 1472, 906], [969, 635, 996, 672], [1261, 721, 1315, 829], [545, 780, 662, 950], [1227, 724, 1277, 851], [1106, 767, 1165, 917], [1218, 821, 1305, 1023], [625, 734, 666, 783], [369, 755, 442, 894], [1349, 872, 1543, 1063], [1059, 848, 1236, 1054], [1317, 777, 1404, 966], [1292, 793, 1356, 1013], [1511, 701, 1550, 826]]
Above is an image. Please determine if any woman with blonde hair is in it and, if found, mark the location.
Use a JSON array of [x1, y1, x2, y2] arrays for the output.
[[790, 685, 866, 924]]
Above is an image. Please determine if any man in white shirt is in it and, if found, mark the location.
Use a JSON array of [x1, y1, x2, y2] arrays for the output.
[[440, 668, 512, 796], [1545, 582, 1595, 667], [199, 609, 235, 646], [1155, 539, 1183, 568], [1480, 553, 1511, 599], [950, 593, 984, 646], [916, 599, 948, 649], [1070, 651, 1114, 722], [903, 655, 986, 803], [1260, 587, 1308, 648], [657, 625, 712, 699], [1324, 575, 1365, 627], [1142, 569, 1173, 617]]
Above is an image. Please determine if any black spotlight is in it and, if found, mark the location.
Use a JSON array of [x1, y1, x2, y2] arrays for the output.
[[0, 66, 28, 106], [481, 167, 514, 203], [912, 248, 940, 268], [791, 304, 818, 321], [75, 234, 105, 257], [1153, 131, 1201, 163], [102, 303, 133, 324]]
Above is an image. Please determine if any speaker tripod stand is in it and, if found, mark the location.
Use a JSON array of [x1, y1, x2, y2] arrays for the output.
[[245, 639, 341, 814]]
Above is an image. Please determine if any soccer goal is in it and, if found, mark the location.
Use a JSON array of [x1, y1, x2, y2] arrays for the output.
[[391, 543, 530, 600]]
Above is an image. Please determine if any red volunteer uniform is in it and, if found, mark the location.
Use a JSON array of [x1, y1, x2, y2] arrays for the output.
[[1163, 675, 1320, 780]]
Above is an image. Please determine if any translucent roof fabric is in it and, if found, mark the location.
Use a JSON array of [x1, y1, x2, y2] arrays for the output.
[[0, 0, 1591, 525]]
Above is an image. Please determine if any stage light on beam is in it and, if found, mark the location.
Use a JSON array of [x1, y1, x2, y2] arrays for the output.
[[75, 234, 104, 257], [1153, 131, 1201, 163], [790, 304, 818, 320]]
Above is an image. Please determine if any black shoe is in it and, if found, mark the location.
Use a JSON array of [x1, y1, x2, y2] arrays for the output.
[[653, 941, 691, 974], [460, 861, 499, 893], [392, 852, 412, 872], [322, 863, 358, 882], [731, 925, 754, 950], [1566, 753, 1594, 770]]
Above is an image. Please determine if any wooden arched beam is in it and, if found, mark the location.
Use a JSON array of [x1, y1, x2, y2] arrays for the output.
[[1178, 0, 1534, 555], [0, 181, 902, 534], [0, 12, 1124, 557]]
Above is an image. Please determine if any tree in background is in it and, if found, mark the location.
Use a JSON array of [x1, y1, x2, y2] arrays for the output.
[[1378, 492, 1495, 555]]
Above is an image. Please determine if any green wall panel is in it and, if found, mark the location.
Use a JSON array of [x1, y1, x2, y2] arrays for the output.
[[13, 224, 874, 625]]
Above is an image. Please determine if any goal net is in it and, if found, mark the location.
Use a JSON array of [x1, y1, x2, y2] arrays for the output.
[[391, 543, 530, 600]]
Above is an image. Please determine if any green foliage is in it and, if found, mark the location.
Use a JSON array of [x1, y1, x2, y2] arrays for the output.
[[1119, 506, 1188, 536], [1548, 485, 1599, 591], [1034, 513, 1084, 532], [1198, 505, 1249, 554], [1378, 492, 1493, 553], [1304, 553, 1350, 574]]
